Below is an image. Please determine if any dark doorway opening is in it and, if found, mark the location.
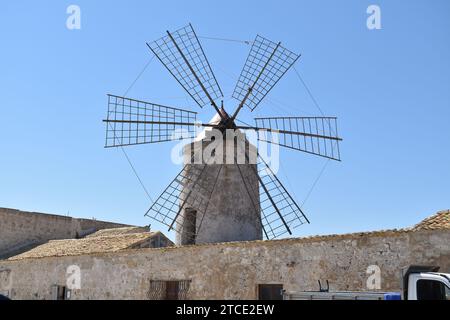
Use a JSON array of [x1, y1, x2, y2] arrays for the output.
[[258, 284, 283, 300]]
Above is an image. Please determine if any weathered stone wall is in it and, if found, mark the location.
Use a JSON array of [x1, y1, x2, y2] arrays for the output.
[[0, 208, 130, 258], [0, 229, 448, 300], [177, 133, 261, 245]]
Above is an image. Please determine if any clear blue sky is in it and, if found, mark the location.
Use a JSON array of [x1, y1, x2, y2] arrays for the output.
[[1, 0, 449, 240]]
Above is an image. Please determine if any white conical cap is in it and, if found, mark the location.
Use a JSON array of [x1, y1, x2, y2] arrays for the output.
[[194, 112, 222, 141]]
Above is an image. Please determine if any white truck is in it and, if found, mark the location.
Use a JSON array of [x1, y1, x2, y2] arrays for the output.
[[283, 266, 450, 300]]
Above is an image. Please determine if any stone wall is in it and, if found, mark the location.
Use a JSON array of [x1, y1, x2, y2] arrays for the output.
[[0, 208, 130, 258], [0, 228, 448, 300]]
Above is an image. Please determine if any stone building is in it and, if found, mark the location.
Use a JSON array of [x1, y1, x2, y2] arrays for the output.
[[0, 207, 134, 259], [0, 207, 448, 300]]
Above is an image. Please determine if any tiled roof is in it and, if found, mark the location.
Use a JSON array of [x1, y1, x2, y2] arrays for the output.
[[8, 232, 159, 261], [6, 211, 449, 261], [412, 210, 450, 231], [85, 226, 149, 238]]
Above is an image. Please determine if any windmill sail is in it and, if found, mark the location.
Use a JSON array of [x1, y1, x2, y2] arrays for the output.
[[145, 163, 222, 240], [232, 35, 300, 112], [103, 25, 343, 243], [254, 116, 341, 161], [104, 94, 198, 147], [238, 154, 309, 239], [147, 24, 223, 110]]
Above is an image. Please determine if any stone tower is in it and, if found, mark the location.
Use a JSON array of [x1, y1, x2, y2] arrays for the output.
[[175, 114, 262, 245]]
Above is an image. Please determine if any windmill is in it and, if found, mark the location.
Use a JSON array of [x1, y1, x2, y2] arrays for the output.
[[103, 24, 342, 245]]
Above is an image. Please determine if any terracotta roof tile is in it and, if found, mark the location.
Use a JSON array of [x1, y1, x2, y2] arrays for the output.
[[85, 226, 149, 238], [8, 232, 158, 261], [412, 210, 450, 231]]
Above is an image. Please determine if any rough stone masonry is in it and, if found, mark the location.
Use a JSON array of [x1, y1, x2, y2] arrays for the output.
[[0, 210, 448, 300], [177, 124, 261, 245]]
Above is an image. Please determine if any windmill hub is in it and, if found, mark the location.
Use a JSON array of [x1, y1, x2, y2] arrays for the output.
[[216, 106, 237, 131]]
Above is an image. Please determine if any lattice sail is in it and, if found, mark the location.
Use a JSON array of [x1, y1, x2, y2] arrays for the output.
[[254, 116, 341, 161], [232, 35, 300, 111], [145, 163, 222, 239], [147, 24, 223, 108], [104, 94, 197, 147], [238, 154, 309, 240]]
